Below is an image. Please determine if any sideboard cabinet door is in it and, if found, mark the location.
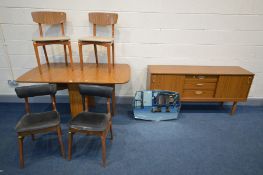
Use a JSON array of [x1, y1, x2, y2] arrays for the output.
[[215, 75, 253, 100], [150, 74, 184, 94]]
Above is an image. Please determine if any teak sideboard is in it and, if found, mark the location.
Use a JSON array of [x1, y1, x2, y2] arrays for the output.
[[147, 65, 254, 115]]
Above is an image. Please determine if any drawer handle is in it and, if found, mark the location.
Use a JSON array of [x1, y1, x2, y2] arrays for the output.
[[197, 75, 205, 79], [195, 91, 203, 95], [196, 83, 204, 86]]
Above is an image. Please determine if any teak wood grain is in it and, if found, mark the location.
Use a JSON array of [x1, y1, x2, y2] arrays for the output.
[[150, 75, 185, 94], [184, 82, 217, 90], [148, 65, 254, 75], [215, 75, 253, 99], [67, 84, 83, 117], [17, 63, 130, 84], [89, 12, 118, 25], [147, 65, 254, 115], [32, 11, 66, 24], [16, 63, 130, 117]]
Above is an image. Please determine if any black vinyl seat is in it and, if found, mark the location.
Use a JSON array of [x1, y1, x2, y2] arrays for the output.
[[69, 112, 110, 131], [14, 84, 65, 168], [15, 111, 60, 133], [68, 84, 113, 167]]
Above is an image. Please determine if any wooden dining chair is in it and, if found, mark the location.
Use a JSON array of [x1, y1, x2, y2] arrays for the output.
[[15, 84, 65, 168], [78, 12, 118, 70], [68, 84, 113, 167], [31, 11, 74, 73]]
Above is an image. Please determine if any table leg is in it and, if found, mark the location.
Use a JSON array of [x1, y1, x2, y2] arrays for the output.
[[67, 84, 83, 117], [67, 84, 95, 117]]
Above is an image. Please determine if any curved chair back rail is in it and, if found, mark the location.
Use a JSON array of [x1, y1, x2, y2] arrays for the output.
[[79, 84, 113, 98], [89, 12, 118, 25], [31, 11, 66, 25], [15, 84, 57, 98]]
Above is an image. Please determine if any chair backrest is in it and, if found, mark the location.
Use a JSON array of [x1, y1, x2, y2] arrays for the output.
[[15, 84, 57, 113], [79, 84, 113, 98], [79, 84, 113, 113], [88, 12, 118, 37], [89, 13, 118, 25], [31, 11, 66, 36], [32, 11, 66, 24]]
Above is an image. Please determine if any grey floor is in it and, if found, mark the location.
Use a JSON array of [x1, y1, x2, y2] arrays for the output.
[[0, 103, 263, 175]]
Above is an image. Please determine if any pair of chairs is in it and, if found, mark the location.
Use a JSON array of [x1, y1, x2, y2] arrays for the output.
[[15, 84, 113, 168], [32, 11, 118, 73]]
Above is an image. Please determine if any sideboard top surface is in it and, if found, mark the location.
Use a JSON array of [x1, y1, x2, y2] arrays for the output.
[[148, 65, 254, 75]]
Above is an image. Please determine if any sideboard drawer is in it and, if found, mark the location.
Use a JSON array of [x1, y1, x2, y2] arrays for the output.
[[185, 75, 218, 83], [183, 90, 214, 98], [184, 82, 217, 90]]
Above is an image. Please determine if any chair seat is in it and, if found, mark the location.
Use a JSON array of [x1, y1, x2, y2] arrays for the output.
[[15, 111, 60, 132], [32, 36, 70, 42], [69, 112, 110, 131], [78, 36, 114, 43]]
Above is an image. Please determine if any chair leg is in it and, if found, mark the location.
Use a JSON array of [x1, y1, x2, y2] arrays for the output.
[[231, 101, 238, 115], [220, 102, 224, 109], [78, 42, 84, 71], [57, 126, 65, 158], [101, 135, 106, 167], [31, 134, 35, 141], [63, 44, 68, 65], [68, 131, 73, 160], [67, 42, 74, 71], [18, 135, 24, 168], [33, 42, 42, 74], [42, 46, 49, 65], [111, 84, 116, 116], [106, 45, 111, 70], [110, 123, 113, 140], [94, 44, 98, 65], [112, 43, 115, 65]]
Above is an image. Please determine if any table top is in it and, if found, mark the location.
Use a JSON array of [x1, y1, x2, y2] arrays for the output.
[[148, 65, 254, 75], [16, 63, 131, 84]]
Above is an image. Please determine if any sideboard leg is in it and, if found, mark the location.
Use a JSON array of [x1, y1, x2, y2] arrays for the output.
[[231, 102, 237, 115], [220, 102, 224, 108]]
